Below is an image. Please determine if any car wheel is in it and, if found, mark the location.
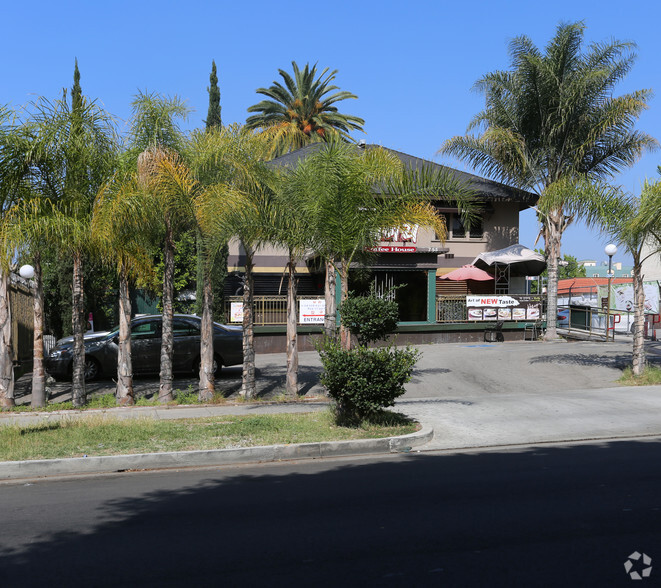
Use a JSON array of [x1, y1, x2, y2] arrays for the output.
[[84, 358, 101, 381], [195, 355, 222, 377]]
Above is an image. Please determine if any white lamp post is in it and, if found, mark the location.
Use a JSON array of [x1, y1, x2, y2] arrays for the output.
[[604, 244, 617, 341]]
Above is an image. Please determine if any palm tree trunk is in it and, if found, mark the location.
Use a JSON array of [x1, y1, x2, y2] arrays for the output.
[[544, 214, 562, 340], [71, 250, 86, 407], [286, 253, 298, 396], [0, 270, 15, 408], [31, 254, 46, 408], [159, 221, 175, 403], [240, 245, 256, 399], [116, 263, 134, 405], [631, 256, 646, 376], [324, 260, 337, 339], [339, 263, 352, 350], [198, 260, 215, 402]]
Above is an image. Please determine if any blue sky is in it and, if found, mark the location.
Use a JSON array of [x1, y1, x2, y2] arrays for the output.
[[3, 0, 660, 265]]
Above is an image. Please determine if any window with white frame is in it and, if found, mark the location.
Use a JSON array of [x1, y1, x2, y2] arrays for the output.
[[435, 213, 484, 240]]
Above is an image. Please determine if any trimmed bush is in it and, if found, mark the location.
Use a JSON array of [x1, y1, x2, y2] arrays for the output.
[[339, 289, 399, 345], [319, 338, 420, 424]]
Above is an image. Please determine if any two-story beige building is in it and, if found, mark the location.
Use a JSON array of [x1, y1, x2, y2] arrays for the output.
[[226, 144, 538, 326]]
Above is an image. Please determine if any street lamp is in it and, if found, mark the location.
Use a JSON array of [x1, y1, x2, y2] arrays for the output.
[[19, 264, 35, 279], [604, 244, 617, 341]]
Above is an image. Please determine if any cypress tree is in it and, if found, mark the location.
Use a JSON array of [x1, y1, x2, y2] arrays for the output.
[[196, 60, 228, 319], [205, 60, 222, 130], [72, 58, 82, 113]]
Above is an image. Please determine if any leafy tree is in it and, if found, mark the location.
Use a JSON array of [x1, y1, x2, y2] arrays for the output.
[[442, 21, 655, 340], [246, 61, 365, 156], [529, 251, 586, 293]]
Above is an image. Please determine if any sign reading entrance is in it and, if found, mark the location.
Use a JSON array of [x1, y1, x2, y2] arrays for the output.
[[299, 299, 325, 324]]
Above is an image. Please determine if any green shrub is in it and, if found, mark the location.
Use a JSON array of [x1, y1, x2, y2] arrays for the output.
[[339, 288, 399, 345], [319, 339, 420, 424]]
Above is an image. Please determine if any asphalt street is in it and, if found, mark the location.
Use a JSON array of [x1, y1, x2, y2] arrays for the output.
[[2, 438, 660, 587]]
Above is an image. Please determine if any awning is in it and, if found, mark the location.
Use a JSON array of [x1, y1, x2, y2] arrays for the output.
[[472, 244, 546, 277]]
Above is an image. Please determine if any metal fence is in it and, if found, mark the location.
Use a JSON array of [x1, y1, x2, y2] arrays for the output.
[[9, 277, 33, 367], [225, 296, 325, 326], [436, 296, 468, 322]]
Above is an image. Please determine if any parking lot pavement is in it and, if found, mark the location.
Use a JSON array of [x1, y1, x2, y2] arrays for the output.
[[15, 338, 659, 406]]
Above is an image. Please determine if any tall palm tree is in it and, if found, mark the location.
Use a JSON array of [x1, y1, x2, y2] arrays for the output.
[[0, 107, 36, 407], [266, 171, 314, 396], [13, 94, 117, 407], [246, 62, 365, 157], [441, 21, 656, 340], [127, 91, 191, 403], [92, 172, 156, 405], [554, 177, 661, 376], [186, 127, 263, 400], [195, 125, 275, 399]]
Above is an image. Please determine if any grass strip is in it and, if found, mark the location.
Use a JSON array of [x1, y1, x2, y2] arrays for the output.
[[0, 411, 418, 462], [619, 365, 661, 386]]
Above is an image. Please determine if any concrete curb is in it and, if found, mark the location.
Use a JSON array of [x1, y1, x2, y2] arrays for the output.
[[0, 425, 433, 481]]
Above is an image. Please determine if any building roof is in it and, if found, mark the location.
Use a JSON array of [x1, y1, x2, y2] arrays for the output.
[[268, 143, 538, 210], [558, 277, 633, 296]]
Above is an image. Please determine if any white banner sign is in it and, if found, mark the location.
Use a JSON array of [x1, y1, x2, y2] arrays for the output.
[[466, 295, 521, 308], [299, 299, 325, 324], [607, 282, 660, 314], [230, 302, 243, 323]]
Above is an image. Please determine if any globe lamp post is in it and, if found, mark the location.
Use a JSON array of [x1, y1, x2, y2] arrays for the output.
[[19, 265, 35, 280], [604, 244, 617, 341]]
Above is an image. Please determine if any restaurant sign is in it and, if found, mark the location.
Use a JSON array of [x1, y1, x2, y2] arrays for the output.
[[367, 245, 417, 253], [467, 295, 541, 322]]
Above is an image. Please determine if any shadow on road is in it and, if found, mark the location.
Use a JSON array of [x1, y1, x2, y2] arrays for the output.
[[2, 438, 660, 586]]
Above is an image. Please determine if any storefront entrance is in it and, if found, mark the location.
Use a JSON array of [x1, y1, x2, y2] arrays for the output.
[[349, 269, 429, 322]]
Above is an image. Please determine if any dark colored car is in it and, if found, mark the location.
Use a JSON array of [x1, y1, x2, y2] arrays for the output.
[[45, 314, 243, 381]]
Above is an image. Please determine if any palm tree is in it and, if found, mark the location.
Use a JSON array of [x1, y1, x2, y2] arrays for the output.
[[555, 177, 661, 376], [289, 142, 471, 350], [127, 91, 191, 403], [266, 172, 314, 396], [92, 172, 156, 405], [195, 125, 275, 399], [11, 94, 117, 407], [441, 21, 656, 340], [186, 128, 259, 400], [0, 107, 35, 407], [246, 62, 365, 157]]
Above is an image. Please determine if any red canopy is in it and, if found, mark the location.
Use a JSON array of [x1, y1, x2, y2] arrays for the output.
[[439, 265, 494, 281]]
